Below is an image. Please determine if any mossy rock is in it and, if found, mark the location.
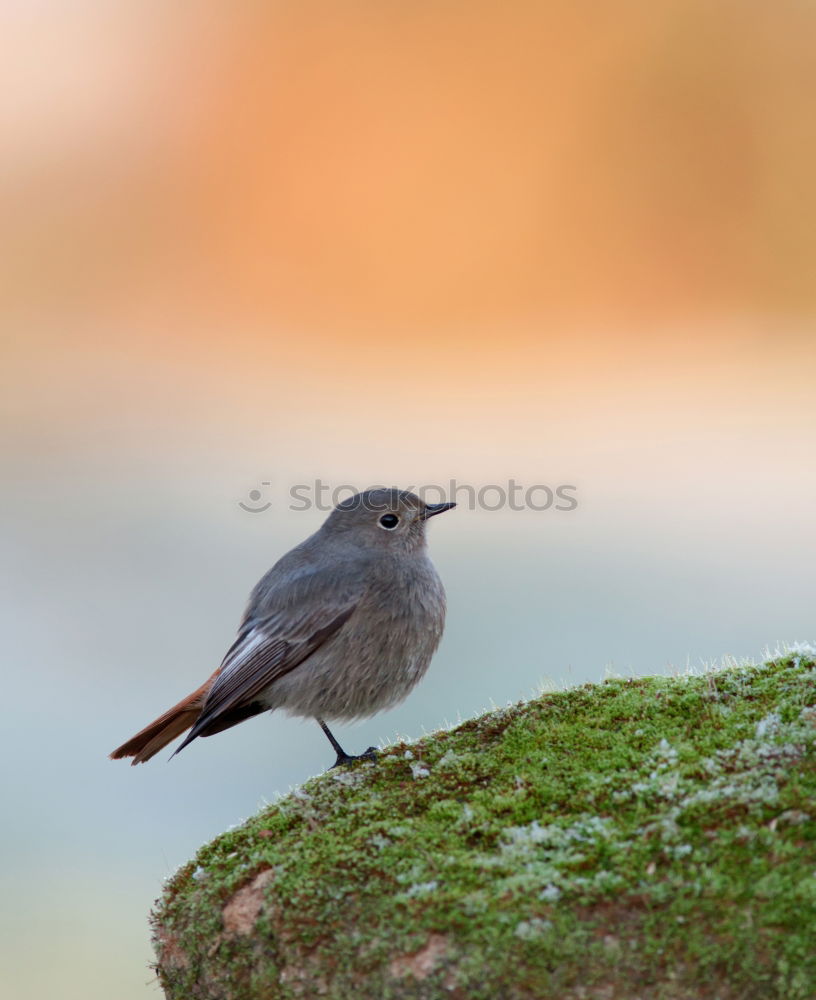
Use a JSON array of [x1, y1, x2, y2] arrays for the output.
[[153, 651, 816, 999]]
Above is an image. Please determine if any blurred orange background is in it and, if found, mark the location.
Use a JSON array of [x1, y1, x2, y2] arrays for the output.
[[1, 4, 815, 999]]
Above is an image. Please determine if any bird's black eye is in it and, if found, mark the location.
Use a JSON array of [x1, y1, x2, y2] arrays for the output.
[[378, 513, 400, 530]]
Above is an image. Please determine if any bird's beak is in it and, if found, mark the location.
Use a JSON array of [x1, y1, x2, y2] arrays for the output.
[[421, 501, 456, 520]]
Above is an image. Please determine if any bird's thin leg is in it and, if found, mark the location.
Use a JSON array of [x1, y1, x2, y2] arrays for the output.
[[316, 718, 378, 769]]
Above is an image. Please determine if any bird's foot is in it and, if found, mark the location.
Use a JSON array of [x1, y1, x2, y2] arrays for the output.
[[331, 746, 378, 769]]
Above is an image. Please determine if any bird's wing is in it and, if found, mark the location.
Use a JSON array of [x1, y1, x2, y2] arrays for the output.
[[173, 566, 363, 752]]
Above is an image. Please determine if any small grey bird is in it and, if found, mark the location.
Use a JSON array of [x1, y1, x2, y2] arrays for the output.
[[110, 488, 454, 768]]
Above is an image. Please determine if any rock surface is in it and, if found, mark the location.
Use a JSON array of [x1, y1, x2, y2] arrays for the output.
[[153, 650, 816, 999]]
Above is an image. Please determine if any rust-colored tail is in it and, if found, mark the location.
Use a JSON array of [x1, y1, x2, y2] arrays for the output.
[[109, 680, 213, 765]]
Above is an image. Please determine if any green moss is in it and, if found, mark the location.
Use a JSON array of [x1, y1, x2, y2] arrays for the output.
[[153, 652, 816, 999]]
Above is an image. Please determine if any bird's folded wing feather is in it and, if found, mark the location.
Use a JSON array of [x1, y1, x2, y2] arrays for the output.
[[184, 566, 364, 740]]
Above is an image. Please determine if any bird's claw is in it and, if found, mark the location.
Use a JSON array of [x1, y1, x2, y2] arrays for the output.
[[331, 746, 378, 769]]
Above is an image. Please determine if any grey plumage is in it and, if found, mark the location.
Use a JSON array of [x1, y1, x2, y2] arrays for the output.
[[111, 488, 454, 767]]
